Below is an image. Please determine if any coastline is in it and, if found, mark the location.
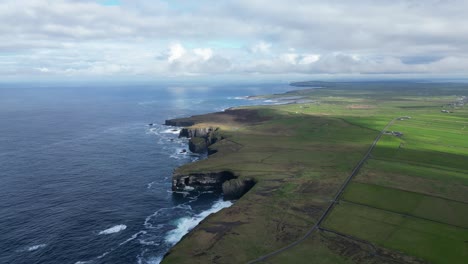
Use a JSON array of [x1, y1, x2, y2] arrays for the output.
[[160, 82, 468, 264], [159, 89, 380, 263]]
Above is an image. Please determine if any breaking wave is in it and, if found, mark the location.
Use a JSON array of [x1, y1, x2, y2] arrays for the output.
[[16, 243, 47, 253], [98, 224, 127, 235], [164, 199, 232, 245]]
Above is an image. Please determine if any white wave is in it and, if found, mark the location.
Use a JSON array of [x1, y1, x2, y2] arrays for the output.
[[94, 231, 147, 261], [144, 204, 192, 229], [263, 99, 278, 103], [147, 181, 156, 189], [213, 105, 231, 112], [162, 128, 180, 135], [227, 96, 247, 100], [119, 231, 147, 246], [139, 239, 160, 246], [77, 231, 147, 263], [164, 199, 232, 245], [146, 125, 180, 136], [98, 224, 127, 235], [146, 127, 159, 135], [169, 148, 198, 160], [139, 256, 163, 264], [26, 244, 46, 252], [96, 250, 111, 259], [169, 153, 183, 160], [148, 256, 163, 264]]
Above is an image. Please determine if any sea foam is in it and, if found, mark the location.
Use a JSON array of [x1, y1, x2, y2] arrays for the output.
[[98, 224, 127, 235], [164, 199, 232, 245], [138, 256, 163, 264], [27, 244, 46, 252], [162, 128, 180, 135]]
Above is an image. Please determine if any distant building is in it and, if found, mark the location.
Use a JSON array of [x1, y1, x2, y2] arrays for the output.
[[398, 116, 412, 120], [384, 131, 404, 137]]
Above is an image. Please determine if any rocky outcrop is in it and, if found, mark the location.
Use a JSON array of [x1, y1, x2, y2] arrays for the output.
[[172, 171, 256, 200], [222, 178, 256, 200], [188, 137, 208, 153], [164, 119, 195, 127], [179, 127, 223, 154], [172, 171, 236, 192], [165, 118, 255, 200], [179, 127, 214, 138]]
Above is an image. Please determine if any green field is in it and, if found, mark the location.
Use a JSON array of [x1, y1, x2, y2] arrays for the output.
[[319, 82, 468, 263], [323, 202, 468, 264], [342, 182, 468, 228], [162, 82, 468, 264]]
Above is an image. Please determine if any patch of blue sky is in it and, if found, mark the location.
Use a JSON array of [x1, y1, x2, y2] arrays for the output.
[[97, 0, 121, 6], [159, 0, 201, 11]]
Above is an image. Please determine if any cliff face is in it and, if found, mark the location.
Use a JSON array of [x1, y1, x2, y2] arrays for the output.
[[172, 171, 256, 200], [172, 126, 240, 194], [222, 178, 256, 200], [164, 120, 255, 200], [179, 127, 223, 154], [165, 113, 256, 200], [188, 137, 207, 153], [164, 119, 195, 127], [172, 171, 236, 192], [179, 127, 213, 138]]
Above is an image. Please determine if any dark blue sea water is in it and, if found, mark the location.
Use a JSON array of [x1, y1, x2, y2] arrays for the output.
[[0, 83, 291, 264]]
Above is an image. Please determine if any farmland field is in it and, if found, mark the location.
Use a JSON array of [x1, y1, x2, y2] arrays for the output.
[[162, 82, 468, 264], [319, 82, 468, 264]]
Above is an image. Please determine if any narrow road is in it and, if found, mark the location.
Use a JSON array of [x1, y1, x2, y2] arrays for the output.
[[247, 118, 397, 264]]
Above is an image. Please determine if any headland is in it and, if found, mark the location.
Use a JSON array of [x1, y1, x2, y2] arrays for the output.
[[161, 81, 468, 264]]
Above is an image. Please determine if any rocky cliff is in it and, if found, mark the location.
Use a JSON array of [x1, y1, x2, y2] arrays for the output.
[[222, 178, 256, 200], [164, 119, 255, 200], [164, 119, 195, 127], [179, 127, 213, 138], [172, 171, 236, 192], [172, 170, 256, 200], [178, 127, 223, 154], [171, 126, 241, 195]]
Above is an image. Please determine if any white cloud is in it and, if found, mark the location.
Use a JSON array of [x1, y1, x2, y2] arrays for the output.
[[36, 67, 50, 73], [1, 0, 468, 79], [280, 53, 299, 64], [168, 43, 186, 63], [250, 42, 272, 54], [163, 43, 231, 75], [299, 54, 321, 65], [193, 48, 213, 61]]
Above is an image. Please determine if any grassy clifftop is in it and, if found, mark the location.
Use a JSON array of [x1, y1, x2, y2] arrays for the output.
[[162, 82, 468, 264]]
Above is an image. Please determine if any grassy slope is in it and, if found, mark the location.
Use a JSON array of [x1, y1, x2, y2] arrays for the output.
[[162, 82, 468, 264]]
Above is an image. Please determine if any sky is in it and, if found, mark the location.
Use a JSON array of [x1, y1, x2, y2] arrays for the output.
[[1, 0, 468, 82]]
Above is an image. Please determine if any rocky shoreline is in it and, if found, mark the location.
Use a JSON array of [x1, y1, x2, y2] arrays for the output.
[[164, 112, 256, 200]]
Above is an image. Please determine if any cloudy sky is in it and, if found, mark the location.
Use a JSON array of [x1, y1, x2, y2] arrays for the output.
[[1, 0, 468, 81]]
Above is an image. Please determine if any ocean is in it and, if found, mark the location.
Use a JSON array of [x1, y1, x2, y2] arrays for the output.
[[0, 83, 291, 264]]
